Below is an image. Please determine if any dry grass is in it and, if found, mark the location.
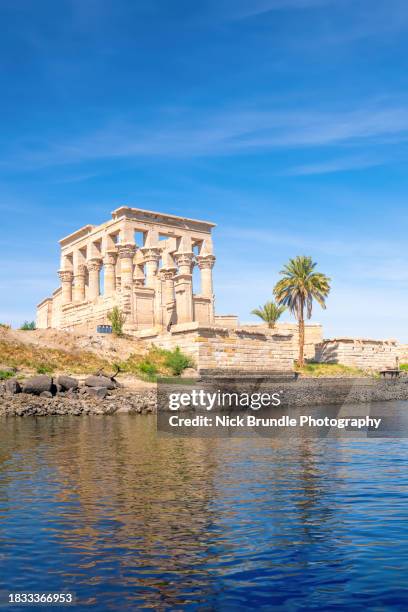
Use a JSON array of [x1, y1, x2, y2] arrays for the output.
[[0, 339, 113, 375], [296, 361, 368, 378]]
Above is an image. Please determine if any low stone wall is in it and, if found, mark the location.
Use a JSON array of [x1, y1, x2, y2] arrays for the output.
[[398, 344, 408, 362], [150, 324, 296, 373], [316, 338, 399, 370]]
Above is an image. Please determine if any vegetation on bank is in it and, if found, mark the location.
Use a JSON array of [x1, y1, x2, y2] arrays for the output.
[[0, 369, 15, 380], [0, 339, 113, 375], [296, 362, 368, 378], [107, 306, 126, 336], [20, 321, 36, 330], [0, 336, 194, 381], [118, 345, 194, 381]]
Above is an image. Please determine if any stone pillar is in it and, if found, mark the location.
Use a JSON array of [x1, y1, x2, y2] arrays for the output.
[[58, 270, 73, 306], [133, 253, 145, 287], [197, 254, 216, 323], [73, 264, 86, 302], [197, 254, 216, 297], [88, 258, 102, 300], [118, 244, 135, 288], [160, 251, 177, 329], [141, 247, 161, 288], [174, 251, 194, 324], [103, 250, 117, 296]]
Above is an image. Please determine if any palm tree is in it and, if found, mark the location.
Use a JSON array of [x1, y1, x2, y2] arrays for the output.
[[274, 256, 330, 367], [251, 301, 286, 329]]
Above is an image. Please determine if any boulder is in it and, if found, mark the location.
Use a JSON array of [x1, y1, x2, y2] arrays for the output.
[[57, 375, 79, 391], [5, 378, 21, 394], [22, 375, 53, 395], [84, 375, 116, 390], [40, 391, 53, 398], [86, 386, 108, 399]]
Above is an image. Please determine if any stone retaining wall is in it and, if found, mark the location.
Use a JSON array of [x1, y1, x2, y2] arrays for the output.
[[316, 338, 399, 370], [151, 324, 296, 373]]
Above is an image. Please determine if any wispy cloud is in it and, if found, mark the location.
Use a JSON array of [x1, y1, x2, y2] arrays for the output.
[[4, 100, 408, 170], [286, 154, 388, 175], [213, 0, 337, 20]]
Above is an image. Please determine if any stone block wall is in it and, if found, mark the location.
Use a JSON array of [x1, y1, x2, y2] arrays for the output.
[[242, 322, 323, 359], [316, 338, 399, 370], [144, 324, 295, 373], [397, 345, 408, 363]]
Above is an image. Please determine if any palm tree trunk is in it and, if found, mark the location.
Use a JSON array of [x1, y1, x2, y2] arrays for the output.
[[298, 311, 305, 367]]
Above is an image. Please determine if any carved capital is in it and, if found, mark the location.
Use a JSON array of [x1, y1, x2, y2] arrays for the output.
[[58, 270, 73, 283], [174, 252, 194, 267], [75, 264, 87, 277], [117, 244, 136, 260], [160, 267, 177, 281], [197, 254, 216, 270], [87, 258, 102, 272], [103, 251, 117, 267], [141, 246, 161, 263]]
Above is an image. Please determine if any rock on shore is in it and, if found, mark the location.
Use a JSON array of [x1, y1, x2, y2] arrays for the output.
[[0, 386, 156, 417]]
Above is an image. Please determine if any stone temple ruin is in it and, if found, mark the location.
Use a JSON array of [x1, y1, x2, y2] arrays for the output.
[[37, 206, 402, 373], [37, 207, 217, 334]]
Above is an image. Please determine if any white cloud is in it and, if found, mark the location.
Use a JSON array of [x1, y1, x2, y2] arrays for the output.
[[4, 100, 408, 169]]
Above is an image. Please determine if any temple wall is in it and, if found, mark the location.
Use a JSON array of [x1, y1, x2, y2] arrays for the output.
[[397, 345, 408, 362], [37, 299, 52, 329], [145, 324, 295, 373], [316, 338, 399, 370], [241, 322, 323, 359], [214, 315, 239, 328]]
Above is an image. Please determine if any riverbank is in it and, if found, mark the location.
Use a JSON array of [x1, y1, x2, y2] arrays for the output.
[[1, 377, 408, 416]]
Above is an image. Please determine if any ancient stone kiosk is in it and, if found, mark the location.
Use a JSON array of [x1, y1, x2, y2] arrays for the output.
[[37, 207, 217, 333], [37, 206, 297, 373]]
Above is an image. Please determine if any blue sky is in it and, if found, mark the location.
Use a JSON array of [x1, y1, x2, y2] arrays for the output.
[[1, 0, 408, 340]]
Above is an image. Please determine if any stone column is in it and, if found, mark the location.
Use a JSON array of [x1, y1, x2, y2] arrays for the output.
[[133, 256, 145, 287], [197, 254, 216, 298], [58, 270, 73, 306], [73, 264, 86, 302], [141, 247, 161, 288], [118, 244, 135, 288], [197, 254, 216, 323], [88, 258, 102, 300], [103, 250, 117, 296], [160, 268, 177, 329], [174, 251, 194, 324]]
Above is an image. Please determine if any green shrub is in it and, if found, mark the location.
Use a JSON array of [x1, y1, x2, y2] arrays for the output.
[[164, 346, 194, 376], [0, 323, 11, 329], [0, 370, 14, 380], [107, 306, 126, 336], [36, 364, 54, 374], [20, 320, 36, 330], [137, 359, 158, 381]]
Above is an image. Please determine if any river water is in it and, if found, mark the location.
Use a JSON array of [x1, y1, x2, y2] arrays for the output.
[[1, 404, 408, 610]]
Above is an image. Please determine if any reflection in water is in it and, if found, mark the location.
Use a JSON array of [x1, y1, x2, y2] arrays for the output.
[[0, 409, 408, 610]]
